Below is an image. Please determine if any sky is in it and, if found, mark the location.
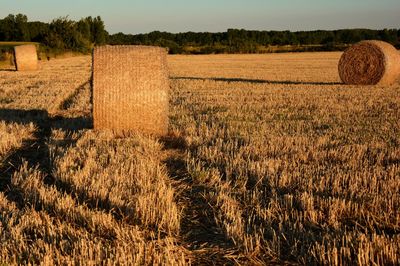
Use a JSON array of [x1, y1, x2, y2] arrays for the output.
[[1, 0, 399, 34]]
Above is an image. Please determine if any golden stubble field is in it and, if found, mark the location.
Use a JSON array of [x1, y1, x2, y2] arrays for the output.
[[0, 52, 399, 265]]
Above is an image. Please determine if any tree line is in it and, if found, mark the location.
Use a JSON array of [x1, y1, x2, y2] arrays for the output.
[[109, 28, 400, 54], [0, 14, 107, 54], [1, 14, 399, 55]]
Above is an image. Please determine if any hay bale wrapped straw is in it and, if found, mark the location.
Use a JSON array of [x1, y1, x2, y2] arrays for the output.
[[13, 44, 38, 71], [92, 45, 169, 136], [338, 40, 400, 85]]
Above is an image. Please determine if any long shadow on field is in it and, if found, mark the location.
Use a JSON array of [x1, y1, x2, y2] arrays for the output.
[[0, 108, 92, 208], [0, 108, 151, 231], [171, 76, 342, 86], [160, 134, 238, 265], [58, 81, 90, 110]]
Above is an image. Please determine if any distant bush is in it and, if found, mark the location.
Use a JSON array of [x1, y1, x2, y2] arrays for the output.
[[0, 14, 108, 54]]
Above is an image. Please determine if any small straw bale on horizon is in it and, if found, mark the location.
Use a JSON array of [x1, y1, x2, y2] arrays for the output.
[[13, 44, 39, 71]]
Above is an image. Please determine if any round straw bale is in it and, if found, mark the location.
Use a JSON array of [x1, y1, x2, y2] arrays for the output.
[[92, 45, 169, 136], [13, 44, 39, 71], [338, 40, 400, 85]]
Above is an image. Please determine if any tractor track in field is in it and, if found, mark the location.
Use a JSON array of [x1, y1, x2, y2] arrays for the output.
[[161, 135, 240, 265], [0, 81, 92, 209], [0, 110, 51, 208]]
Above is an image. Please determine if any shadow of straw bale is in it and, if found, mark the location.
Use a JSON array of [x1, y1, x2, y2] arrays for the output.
[[0, 108, 92, 208], [58, 81, 91, 111], [159, 134, 237, 264], [171, 76, 342, 86], [0, 108, 157, 231]]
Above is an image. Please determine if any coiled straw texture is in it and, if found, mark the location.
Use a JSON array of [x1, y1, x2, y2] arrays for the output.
[[338, 40, 400, 85]]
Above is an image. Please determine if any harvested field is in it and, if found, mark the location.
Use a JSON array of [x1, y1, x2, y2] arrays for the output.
[[0, 52, 399, 265]]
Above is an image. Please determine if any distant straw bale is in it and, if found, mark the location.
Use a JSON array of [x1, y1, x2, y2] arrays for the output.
[[338, 40, 400, 85], [13, 44, 38, 71], [92, 45, 169, 136]]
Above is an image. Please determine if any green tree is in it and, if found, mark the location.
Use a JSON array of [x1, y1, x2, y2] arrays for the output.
[[44, 17, 91, 52], [15, 14, 30, 41], [77, 18, 91, 42], [0, 14, 30, 41], [88, 16, 107, 44]]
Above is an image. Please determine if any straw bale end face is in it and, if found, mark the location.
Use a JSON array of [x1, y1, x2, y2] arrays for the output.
[[92, 45, 169, 136], [13, 44, 39, 71], [338, 40, 400, 85]]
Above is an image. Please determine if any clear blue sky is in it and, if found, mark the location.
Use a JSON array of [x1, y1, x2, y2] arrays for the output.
[[1, 0, 399, 34]]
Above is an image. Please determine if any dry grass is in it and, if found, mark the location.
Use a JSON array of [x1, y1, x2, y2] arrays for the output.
[[0, 52, 399, 265], [0, 121, 35, 167], [0, 56, 90, 112], [169, 52, 340, 83], [168, 52, 400, 264]]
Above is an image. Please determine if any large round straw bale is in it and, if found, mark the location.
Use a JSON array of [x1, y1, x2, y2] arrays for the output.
[[92, 45, 169, 136], [13, 44, 38, 71], [338, 40, 400, 85]]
